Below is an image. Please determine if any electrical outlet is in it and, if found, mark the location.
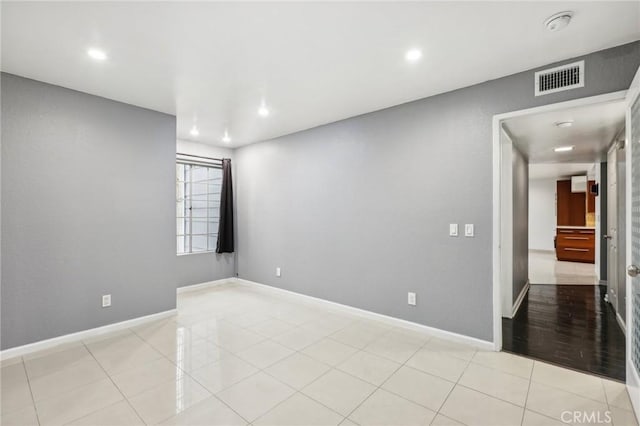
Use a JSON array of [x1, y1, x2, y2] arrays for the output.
[[276, 267, 281, 277], [408, 292, 417, 306], [465, 224, 474, 237], [102, 294, 111, 308], [449, 224, 458, 237]]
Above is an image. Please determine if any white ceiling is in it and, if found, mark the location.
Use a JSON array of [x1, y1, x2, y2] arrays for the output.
[[2, 2, 639, 147], [529, 163, 596, 180], [504, 99, 626, 163]]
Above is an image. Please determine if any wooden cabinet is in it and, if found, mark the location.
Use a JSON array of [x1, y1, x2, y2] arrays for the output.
[[556, 228, 595, 263], [557, 180, 586, 226]]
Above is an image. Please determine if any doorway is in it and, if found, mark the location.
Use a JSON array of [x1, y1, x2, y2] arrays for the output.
[[493, 90, 629, 382]]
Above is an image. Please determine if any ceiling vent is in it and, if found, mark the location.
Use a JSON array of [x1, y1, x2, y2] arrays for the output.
[[534, 60, 584, 96]]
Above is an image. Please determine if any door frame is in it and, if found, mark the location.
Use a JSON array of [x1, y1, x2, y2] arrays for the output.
[[624, 67, 640, 414], [492, 90, 628, 351]]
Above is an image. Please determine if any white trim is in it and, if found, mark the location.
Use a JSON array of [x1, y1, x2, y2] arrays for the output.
[[0, 309, 176, 361], [625, 65, 640, 417], [234, 278, 494, 351], [177, 278, 234, 294], [492, 90, 628, 352], [511, 281, 530, 319]]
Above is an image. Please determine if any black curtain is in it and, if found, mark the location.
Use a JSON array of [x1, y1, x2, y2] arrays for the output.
[[216, 158, 234, 253]]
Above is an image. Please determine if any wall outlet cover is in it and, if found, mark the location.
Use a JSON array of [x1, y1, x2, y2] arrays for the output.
[[276, 267, 281, 277], [408, 292, 417, 306], [102, 294, 111, 308], [449, 224, 458, 237], [465, 224, 474, 237]]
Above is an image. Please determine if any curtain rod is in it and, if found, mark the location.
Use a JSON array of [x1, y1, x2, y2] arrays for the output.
[[176, 153, 226, 162]]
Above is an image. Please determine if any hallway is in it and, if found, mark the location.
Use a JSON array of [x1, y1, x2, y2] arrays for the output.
[[503, 284, 626, 381]]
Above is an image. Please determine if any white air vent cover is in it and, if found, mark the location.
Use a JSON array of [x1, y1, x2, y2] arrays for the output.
[[535, 60, 584, 96]]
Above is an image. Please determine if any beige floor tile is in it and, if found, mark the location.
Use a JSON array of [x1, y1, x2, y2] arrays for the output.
[[363, 333, 424, 363], [205, 326, 266, 353], [301, 338, 360, 366], [458, 363, 530, 406], [471, 351, 533, 379], [430, 414, 464, 425], [381, 365, 454, 411], [246, 318, 296, 338], [1, 363, 35, 415], [254, 392, 344, 426], [0, 403, 39, 426], [340, 419, 359, 426], [603, 379, 633, 411], [531, 361, 606, 403], [406, 348, 469, 382], [302, 369, 376, 416], [440, 385, 523, 426], [349, 389, 436, 426], [35, 378, 123, 426], [24, 344, 92, 379], [610, 406, 639, 426], [66, 400, 144, 426], [330, 323, 388, 349], [223, 311, 273, 328], [127, 375, 211, 424], [336, 351, 400, 386], [265, 353, 331, 390], [526, 381, 608, 423], [216, 372, 295, 422], [164, 339, 227, 372], [160, 396, 247, 425], [29, 357, 107, 401], [110, 356, 183, 398], [0, 356, 24, 369], [272, 327, 325, 351], [86, 332, 164, 374], [521, 409, 566, 426], [236, 340, 294, 369], [188, 354, 259, 393], [421, 338, 477, 362]]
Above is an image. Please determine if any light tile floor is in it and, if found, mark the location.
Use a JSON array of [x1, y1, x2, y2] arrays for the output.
[[1, 281, 636, 426], [529, 250, 598, 285]]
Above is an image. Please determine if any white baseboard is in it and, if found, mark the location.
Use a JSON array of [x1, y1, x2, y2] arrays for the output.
[[0, 309, 176, 361], [177, 278, 234, 294], [511, 281, 530, 319], [234, 278, 494, 351]]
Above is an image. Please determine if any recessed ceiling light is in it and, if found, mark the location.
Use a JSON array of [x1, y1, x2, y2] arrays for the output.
[[554, 146, 574, 152], [222, 130, 231, 144], [544, 11, 573, 32], [555, 120, 574, 128], [87, 48, 108, 61], [258, 105, 270, 117], [190, 126, 199, 137], [405, 48, 422, 63]]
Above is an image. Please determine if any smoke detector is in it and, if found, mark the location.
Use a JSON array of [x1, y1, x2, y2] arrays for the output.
[[544, 11, 573, 32]]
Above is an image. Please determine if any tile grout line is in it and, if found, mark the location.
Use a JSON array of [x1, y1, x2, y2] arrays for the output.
[[80, 340, 148, 426], [18, 357, 42, 426]]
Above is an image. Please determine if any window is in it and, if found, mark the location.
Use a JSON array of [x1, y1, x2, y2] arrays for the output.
[[176, 162, 222, 254]]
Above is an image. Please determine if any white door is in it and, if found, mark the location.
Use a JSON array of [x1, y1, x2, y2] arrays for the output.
[[625, 65, 640, 415], [608, 146, 619, 312]]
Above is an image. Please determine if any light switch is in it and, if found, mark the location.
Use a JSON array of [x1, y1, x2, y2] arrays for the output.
[[449, 224, 458, 237], [465, 224, 474, 237]]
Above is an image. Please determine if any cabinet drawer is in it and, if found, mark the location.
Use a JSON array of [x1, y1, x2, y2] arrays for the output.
[[557, 234, 594, 248], [556, 246, 595, 263]]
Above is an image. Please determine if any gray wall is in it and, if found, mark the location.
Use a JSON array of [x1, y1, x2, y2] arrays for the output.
[[175, 139, 236, 287], [512, 144, 528, 303], [235, 41, 640, 341], [1, 74, 177, 349]]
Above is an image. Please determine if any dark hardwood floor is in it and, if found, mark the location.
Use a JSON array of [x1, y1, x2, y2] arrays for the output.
[[502, 284, 626, 381]]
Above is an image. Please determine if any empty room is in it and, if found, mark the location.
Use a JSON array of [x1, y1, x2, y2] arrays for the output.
[[1, 2, 640, 426]]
